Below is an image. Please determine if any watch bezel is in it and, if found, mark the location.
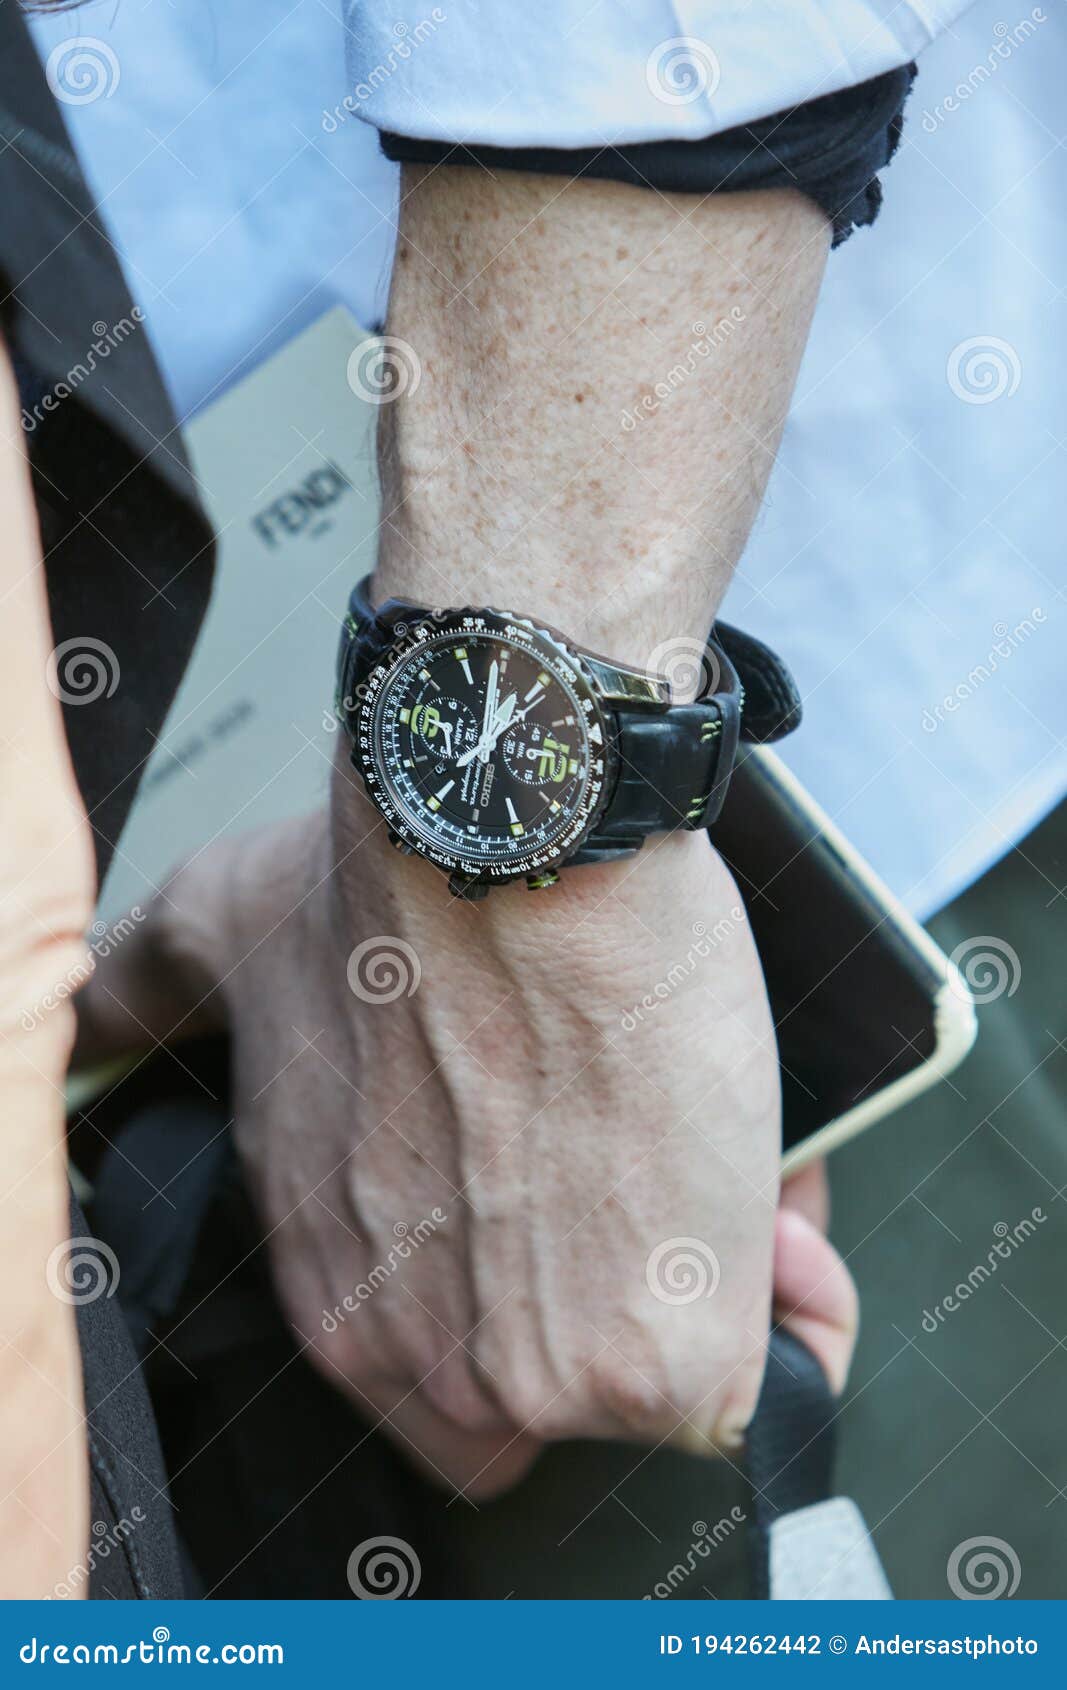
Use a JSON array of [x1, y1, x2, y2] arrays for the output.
[[350, 605, 619, 883]]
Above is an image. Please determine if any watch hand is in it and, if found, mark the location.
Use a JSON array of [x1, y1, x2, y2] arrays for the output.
[[488, 691, 517, 737], [481, 659, 499, 745], [474, 691, 519, 764], [456, 690, 519, 768]]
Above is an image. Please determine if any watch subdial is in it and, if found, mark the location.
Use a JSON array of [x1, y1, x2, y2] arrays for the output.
[[407, 696, 479, 773], [501, 721, 578, 789]]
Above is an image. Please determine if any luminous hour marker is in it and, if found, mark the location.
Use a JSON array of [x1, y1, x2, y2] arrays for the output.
[[568, 759, 579, 774], [454, 646, 473, 686], [426, 779, 455, 812], [549, 799, 561, 814], [399, 708, 411, 723], [505, 796, 524, 836]]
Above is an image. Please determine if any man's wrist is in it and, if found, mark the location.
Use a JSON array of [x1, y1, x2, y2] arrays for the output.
[[330, 740, 742, 1008]]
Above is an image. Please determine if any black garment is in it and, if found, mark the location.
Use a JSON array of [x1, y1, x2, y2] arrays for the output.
[[81, 1067, 832, 1602], [0, 0, 213, 889], [71, 1191, 186, 1600], [0, 0, 214, 1598], [381, 66, 916, 248]]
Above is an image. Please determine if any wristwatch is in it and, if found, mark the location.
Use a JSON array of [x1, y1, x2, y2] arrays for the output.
[[336, 574, 801, 899]]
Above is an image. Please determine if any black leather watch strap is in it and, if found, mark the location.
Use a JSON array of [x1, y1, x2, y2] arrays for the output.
[[716, 622, 803, 744], [335, 574, 387, 733], [567, 621, 802, 865], [568, 644, 743, 865]]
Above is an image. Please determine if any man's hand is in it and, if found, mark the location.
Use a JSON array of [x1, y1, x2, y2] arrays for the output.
[[0, 341, 93, 1595], [77, 758, 856, 1499]]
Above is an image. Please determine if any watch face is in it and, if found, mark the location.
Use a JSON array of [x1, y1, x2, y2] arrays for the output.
[[354, 610, 614, 880]]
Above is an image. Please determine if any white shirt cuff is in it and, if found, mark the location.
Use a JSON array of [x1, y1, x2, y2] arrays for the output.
[[340, 1, 971, 149]]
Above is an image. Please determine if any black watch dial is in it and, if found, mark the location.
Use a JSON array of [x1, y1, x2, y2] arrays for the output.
[[355, 611, 613, 880]]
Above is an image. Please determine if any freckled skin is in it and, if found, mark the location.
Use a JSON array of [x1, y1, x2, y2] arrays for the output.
[[376, 168, 827, 673]]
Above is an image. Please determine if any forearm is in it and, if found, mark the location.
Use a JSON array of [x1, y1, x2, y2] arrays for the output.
[[374, 166, 829, 672], [337, 164, 830, 973], [312, 172, 831, 1467], [0, 343, 91, 1594]]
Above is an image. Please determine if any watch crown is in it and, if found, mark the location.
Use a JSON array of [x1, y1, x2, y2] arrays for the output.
[[387, 829, 415, 856], [526, 870, 561, 891], [448, 870, 491, 901]]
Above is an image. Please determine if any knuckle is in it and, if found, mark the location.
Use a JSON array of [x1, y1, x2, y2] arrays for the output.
[[587, 1352, 672, 1438], [712, 1348, 768, 1450]]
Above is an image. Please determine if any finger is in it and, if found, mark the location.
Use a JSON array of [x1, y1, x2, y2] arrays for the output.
[[380, 1394, 542, 1502], [772, 1205, 859, 1396], [73, 855, 231, 1067], [304, 1341, 543, 1501], [780, 1157, 830, 1232]]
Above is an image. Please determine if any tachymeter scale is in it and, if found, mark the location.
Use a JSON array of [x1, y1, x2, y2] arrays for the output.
[[370, 629, 600, 867]]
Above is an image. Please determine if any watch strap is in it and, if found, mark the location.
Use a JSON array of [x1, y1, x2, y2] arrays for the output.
[[716, 621, 803, 744], [568, 656, 742, 865], [335, 574, 387, 735], [570, 617, 803, 862]]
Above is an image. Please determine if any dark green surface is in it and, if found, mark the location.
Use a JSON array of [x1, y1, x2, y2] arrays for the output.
[[447, 804, 1065, 1598], [833, 798, 1067, 1600]]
